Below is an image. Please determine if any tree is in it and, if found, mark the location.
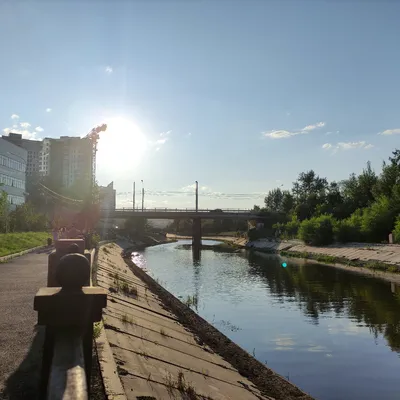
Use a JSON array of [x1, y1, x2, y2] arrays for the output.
[[264, 188, 294, 213], [292, 170, 328, 202], [341, 161, 377, 213], [264, 188, 284, 212], [0, 188, 9, 233], [9, 202, 47, 232]]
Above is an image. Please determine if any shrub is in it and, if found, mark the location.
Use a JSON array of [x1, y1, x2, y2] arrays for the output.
[[273, 215, 300, 239], [334, 217, 363, 243], [361, 196, 395, 243], [298, 215, 335, 246], [392, 216, 400, 244]]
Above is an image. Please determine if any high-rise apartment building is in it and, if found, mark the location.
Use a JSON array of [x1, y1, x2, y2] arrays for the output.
[[0, 137, 27, 207], [47, 136, 92, 189], [2, 133, 42, 179], [2, 133, 93, 194]]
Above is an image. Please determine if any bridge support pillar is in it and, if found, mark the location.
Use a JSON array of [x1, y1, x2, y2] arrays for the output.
[[192, 218, 202, 252]]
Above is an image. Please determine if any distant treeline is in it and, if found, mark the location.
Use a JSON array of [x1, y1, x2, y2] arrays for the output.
[[252, 149, 400, 245]]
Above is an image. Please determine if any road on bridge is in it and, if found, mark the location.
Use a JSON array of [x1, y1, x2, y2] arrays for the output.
[[0, 250, 50, 400]]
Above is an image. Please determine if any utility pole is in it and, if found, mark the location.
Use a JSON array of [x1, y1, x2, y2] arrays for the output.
[[141, 180, 144, 211], [195, 181, 198, 212], [133, 182, 135, 211]]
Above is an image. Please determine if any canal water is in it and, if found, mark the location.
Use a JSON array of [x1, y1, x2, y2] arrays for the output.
[[133, 240, 400, 400]]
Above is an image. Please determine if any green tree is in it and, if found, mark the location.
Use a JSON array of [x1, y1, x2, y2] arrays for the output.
[[361, 196, 394, 243], [0, 188, 9, 233]]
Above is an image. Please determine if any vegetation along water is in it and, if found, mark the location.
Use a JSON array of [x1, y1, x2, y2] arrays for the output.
[[133, 240, 400, 400]]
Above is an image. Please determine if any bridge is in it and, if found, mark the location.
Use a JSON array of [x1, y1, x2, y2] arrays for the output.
[[99, 208, 266, 252], [100, 208, 262, 220]]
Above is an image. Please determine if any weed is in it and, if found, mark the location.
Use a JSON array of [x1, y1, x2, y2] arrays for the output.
[[121, 313, 134, 324], [183, 294, 198, 309], [120, 281, 138, 297], [93, 321, 103, 339], [164, 371, 199, 399]]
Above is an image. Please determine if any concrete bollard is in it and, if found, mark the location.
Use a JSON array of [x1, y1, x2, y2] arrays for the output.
[[47, 239, 91, 287], [35, 252, 107, 399]]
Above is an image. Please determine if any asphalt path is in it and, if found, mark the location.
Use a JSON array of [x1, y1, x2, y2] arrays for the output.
[[0, 250, 51, 400]]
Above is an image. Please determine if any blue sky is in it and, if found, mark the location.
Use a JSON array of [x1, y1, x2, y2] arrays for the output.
[[2, 1, 400, 209]]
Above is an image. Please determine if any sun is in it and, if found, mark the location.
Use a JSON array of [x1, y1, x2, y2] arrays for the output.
[[96, 117, 148, 173]]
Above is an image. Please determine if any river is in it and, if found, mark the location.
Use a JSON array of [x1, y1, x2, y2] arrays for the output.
[[132, 240, 400, 400]]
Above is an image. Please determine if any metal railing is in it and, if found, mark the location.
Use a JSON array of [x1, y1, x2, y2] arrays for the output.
[[103, 208, 255, 214]]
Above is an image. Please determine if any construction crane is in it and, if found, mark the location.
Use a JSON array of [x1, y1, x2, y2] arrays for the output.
[[84, 123, 107, 198]]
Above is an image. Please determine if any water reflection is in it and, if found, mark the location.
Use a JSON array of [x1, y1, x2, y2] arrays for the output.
[[141, 241, 400, 399], [192, 249, 201, 312], [247, 252, 400, 352]]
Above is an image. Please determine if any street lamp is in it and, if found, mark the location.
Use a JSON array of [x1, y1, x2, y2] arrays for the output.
[[141, 180, 144, 211], [195, 181, 198, 212]]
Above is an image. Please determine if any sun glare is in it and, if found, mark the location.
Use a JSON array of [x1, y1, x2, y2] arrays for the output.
[[96, 117, 148, 173]]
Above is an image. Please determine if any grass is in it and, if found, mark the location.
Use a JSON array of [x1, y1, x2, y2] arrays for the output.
[[0, 231, 49, 257], [93, 321, 103, 339], [121, 313, 134, 324], [164, 371, 199, 399], [183, 294, 198, 309], [111, 273, 139, 297]]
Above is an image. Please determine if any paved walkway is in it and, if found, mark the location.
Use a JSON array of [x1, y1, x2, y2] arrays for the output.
[[0, 250, 50, 400]]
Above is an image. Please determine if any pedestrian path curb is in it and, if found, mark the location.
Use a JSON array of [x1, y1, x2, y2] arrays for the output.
[[0, 245, 49, 263]]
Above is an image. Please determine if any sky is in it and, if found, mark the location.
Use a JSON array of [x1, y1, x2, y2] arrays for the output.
[[2, 0, 400, 209]]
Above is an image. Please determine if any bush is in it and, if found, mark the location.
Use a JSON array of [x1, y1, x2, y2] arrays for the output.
[[273, 215, 300, 239], [392, 217, 400, 244], [298, 215, 335, 246], [361, 196, 395, 243], [334, 216, 363, 243]]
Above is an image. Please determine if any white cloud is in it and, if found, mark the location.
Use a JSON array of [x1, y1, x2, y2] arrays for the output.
[[302, 122, 325, 132], [151, 130, 171, 148], [379, 128, 400, 135], [263, 121, 326, 139], [105, 66, 113, 74], [2, 116, 44, 139], [323, 141, 373, 152], [46, 108, 52, 113], [3, 127, 37, 139]]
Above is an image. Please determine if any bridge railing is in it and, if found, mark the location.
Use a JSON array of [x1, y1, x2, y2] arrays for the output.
[[103, 208, 255, 214], [34, 240, 107, 399]]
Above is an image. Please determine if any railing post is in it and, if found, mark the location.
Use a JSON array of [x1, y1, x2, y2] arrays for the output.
[[35, 252, 107, 399]]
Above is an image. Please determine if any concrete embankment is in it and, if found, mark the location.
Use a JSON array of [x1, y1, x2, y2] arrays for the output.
[[246, 238, 400, 283], [94, 242, 312, 400], [167, 233, 400, 282]]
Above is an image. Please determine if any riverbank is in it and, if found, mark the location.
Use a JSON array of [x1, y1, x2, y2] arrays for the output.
[[95, 242, 312, 399], [119, 232, 176, 254], [0, 231, 49, 258], [167, 233, 400, 283]]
